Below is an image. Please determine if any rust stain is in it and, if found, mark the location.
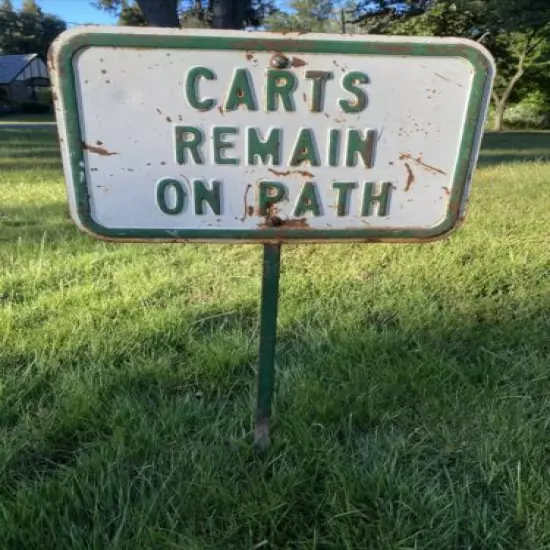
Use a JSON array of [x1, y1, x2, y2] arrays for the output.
[[245, 51, 254, 61], [166, 116, 172, 122], [433, 72, 449, 81], [442, 186, 450, 196], [96, 140, 103, 146], [101, 69, 107, 75], [247, 205, 254, 216], [268, 168, 314, 178], [258, 217, 309, 229], [399, 153, 447, 175], [82, 142, 118, 156], [217, 105, 224, 116], [404, 163, 415, 192], [302, 92, 307, 103], [156, 108, 162, 115], [240, 184, 252, 222], [292, 56, 307, 68]]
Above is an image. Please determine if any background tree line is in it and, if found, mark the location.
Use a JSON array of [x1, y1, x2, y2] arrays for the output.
[[1, 0, 549, 130]]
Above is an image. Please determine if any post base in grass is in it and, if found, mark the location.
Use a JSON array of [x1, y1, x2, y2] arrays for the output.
[[254, 418, 270, 451]]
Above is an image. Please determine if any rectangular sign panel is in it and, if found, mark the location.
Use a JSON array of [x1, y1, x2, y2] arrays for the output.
[[50, 27, 494, 243]]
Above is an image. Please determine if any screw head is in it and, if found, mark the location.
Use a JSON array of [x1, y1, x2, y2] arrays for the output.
[[270, 53, 289, 69]]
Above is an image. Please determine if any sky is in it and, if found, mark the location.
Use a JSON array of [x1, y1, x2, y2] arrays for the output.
[[12, 0, 119, 26]]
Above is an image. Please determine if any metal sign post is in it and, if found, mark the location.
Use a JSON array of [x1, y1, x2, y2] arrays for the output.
[[50, 27, 494, 449], [255, 243, 281, 450]]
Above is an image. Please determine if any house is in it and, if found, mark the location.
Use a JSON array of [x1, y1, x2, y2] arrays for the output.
[[0, 54, 50, 105]]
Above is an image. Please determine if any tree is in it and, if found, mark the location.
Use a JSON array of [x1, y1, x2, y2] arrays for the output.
[[0, 0, 14, 11], [95, 0, 275, 29], [117, 1, 147, 26], [21, 0, 40, 13], [264, 0, 337, 32], [0, 2, 66, 56], [356, 0, 550, 131]]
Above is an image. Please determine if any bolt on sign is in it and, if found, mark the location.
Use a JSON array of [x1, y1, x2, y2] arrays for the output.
[[51, 27, 494, 243], [50, 27, 494, 448]]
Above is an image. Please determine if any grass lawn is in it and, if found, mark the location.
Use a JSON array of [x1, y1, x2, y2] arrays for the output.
[[0, 127, 549, 549], [0, 112, 56, 124]]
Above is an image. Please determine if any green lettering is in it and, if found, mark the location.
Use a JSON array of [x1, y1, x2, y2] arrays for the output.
[[305, 70, 333, 112], [266, 70, 297, 112], [213, 126, 239, 165], [186, 66, 216, 111], [193, 179, 221, 215], [156, 178, 186, 215], [294, 182, 321, 217], [328, 128, 340, 167], [362, 182, 392, 217], [258, 181, 287, 216], [289, 128, 320, 167], [332, 182, 357, 216], [346, 129, 376, 167], [175, 126, 204, 165], [224, 68, 258, 112], [339, 71, 369, 113], [247, 128, 281, 165]]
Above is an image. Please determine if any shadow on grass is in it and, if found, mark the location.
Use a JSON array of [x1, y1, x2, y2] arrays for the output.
[[478, 131, 550, 167], [1, 289, 547, 474], [0, 202, 77, 243], [0, 128, 61, 172]]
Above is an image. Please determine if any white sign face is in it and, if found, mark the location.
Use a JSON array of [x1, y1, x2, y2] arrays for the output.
[[50, 27, 494, 243]]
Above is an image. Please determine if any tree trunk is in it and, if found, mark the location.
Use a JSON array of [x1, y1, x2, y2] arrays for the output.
[[491, 48, 528, 132], [211, 0, 247, 29], [136, 0, 179, 28], [493, 101, 505, 132]]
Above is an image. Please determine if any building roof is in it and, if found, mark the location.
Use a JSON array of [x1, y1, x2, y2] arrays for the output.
[[0, 54, 39, 85]]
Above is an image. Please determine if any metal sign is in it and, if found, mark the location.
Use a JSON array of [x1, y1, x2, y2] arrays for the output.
[[50, 27, 494, 243]]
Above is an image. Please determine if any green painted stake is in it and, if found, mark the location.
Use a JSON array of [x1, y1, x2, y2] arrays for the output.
[[254, 243, 282, 451]]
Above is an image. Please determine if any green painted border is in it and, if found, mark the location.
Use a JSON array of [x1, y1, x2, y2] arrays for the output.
[[54, 30, 493, 243]]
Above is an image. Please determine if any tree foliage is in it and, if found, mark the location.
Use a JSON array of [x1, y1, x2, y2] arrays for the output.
[[96, 0, 276, 29], [0, 0, 66, 56], [356, 0, 550, 130], [264, 0, 337, 32]]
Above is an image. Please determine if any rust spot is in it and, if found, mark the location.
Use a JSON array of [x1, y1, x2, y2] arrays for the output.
[[404, 163, 415, 192], [259, 217, 309, 229], [302, 92, 307, 103], [442, 186, 450, 196], [101, 69, 107, 74], [217, 106, 224, 116], [268, 168, 314, 178], [292, 57, 307, 68], [399, 153, 446, 175], [96, 140, 103, 146], [178, 115, 183, 121], [240, 184, 252, 222], [245, 51, 254, 61], [324, 113, 329, 119], [166, 116, 172, 122], [91, 168, 98, 172], [161, 161, 166, 165], [156, 108, 162, 115], [82, 142, 118, 156], [389, 161, 394, 166]]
